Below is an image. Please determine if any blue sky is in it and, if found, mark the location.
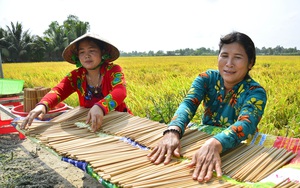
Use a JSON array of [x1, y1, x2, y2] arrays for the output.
[[1, 0, 299, 52]]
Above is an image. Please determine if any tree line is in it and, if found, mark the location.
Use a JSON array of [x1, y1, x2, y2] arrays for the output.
[[1, 15, 299, 63], [0, 15, 89, 63], [122, 46, 300, 57]]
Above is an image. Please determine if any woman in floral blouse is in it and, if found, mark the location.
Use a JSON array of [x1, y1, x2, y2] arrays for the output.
[[21, 33, 131, 132], [148, 31, 267, 182]]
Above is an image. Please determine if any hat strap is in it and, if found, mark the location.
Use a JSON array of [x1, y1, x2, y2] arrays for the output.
[[72, 55, 82, 68]]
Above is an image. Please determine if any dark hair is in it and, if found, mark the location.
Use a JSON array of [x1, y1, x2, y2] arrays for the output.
[[219, 31, 256, 66]]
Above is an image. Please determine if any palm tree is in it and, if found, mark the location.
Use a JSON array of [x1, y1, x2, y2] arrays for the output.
[[30, 35, 47, 61], [0, 28, 10, 62], [0, 16, 91, 62], [43, 21, 67, 61], [1, 22, 33, 62], [43, 16, 90, 61], [63, 15, 90, 46]]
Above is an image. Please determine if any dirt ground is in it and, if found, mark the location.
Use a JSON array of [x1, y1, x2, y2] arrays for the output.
[[0, 122, 105, 188], [0, 100, 106, 188]]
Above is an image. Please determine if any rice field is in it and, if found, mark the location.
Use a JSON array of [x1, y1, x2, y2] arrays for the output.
[[2, 56, 300, 137]]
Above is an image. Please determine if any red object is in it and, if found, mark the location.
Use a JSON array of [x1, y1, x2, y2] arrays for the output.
[[0, 96, 22, 107], [11, 102, 68, 117], [0, 118, 26, 140]]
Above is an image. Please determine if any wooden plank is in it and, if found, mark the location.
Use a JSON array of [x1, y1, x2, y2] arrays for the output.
[[0, 104, 18, 119], [0, 98, 23, 104]]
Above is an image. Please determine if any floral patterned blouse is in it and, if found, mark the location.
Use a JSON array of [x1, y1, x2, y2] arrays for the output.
[[169, 69, 267, 152], [38, 62, 131, 115]]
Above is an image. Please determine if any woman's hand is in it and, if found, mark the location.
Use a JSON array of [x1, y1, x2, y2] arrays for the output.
[[86, 105, 104, 132], [147, 128, 181, 165], [20, 104, 47, 130], [187, 138, 223, 182]]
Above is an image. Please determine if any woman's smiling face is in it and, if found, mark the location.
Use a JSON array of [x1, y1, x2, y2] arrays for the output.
[[78, 39, 102, 70], [218, 42, 253, 90]]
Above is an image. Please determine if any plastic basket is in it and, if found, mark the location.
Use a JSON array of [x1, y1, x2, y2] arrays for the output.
[[0, 79, 24, 95], [11, 102, 68, 117]]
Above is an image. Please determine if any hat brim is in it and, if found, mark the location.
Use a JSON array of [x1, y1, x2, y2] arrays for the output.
[[62, 32, 120, 64]]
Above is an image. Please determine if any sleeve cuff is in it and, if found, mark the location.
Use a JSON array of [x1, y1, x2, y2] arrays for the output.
[[94, 103, 107, 115]]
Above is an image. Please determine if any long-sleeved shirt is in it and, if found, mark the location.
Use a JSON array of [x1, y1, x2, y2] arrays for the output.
[[38, 62, 131, 115], [169, 69, 267, 152]]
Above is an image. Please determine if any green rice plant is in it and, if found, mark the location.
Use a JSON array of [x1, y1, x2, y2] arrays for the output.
[[145, 91, 187, 123]]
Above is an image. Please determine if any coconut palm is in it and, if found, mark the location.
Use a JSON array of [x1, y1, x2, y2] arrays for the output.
[[63, 15, 90, 47], [43, 21, 67, 61], [0, 22, 33, 62], [30, 35, 47, 61], [0, 15, 91, 62]]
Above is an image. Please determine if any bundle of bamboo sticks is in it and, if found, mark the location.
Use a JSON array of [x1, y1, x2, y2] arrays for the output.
[[36, 87, 51, 102], [23, 87, 50, 112], [15, 107, 299, 187], [20, 119, 236, 187]]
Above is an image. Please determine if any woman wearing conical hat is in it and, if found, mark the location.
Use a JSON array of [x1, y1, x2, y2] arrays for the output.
[[21, 33, 132, 132]]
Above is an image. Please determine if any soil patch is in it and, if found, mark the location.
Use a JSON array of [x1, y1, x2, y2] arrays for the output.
[[0, 133, 104, 188]]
